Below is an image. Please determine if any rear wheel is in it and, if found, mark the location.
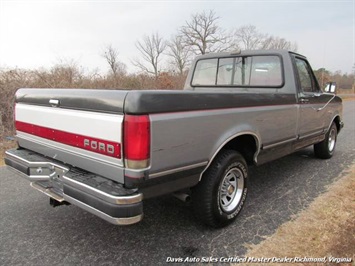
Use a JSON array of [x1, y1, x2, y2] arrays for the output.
[[314, 122, 337, 159], [192, 150, 248, 227]]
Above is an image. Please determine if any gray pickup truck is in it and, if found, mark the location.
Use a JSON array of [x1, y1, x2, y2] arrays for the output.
[[5, 50, 343, 227]]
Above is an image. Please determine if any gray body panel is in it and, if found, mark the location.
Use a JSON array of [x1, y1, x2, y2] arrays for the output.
[[149, 103, 298, 173]]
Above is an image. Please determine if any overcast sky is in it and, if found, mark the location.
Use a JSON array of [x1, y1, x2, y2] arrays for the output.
[[0, 0, 354, 75]]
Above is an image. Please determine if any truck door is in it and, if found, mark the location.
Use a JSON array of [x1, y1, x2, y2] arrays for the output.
[[293, 56, 329, 139]]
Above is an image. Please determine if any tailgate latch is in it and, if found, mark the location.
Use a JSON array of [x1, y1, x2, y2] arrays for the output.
[[49, 99, 60, 107]]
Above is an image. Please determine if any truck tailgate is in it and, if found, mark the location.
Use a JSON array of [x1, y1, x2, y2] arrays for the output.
[[14, 89, 128, 183]]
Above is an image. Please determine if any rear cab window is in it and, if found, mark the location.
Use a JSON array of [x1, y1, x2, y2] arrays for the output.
[[191, 55, 283, 88]]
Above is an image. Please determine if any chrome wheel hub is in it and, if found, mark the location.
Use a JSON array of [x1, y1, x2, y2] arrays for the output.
[[227, 185, 235, 195], [328, 128, 336, 152], [219, 168, 244, 212]]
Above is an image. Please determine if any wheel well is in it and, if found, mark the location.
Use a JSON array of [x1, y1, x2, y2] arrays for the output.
[[333, 116, 341, 132], [223, 135, 258, 165]]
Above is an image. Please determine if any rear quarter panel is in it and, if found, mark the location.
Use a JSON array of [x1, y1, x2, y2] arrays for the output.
[[149, 100, 298, 176]]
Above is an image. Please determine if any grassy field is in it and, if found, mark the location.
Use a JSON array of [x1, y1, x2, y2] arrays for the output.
[[244, 164, 355, 265]]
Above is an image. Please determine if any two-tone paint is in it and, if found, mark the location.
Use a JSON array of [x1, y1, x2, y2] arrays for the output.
[[12, 50, 343, 200]]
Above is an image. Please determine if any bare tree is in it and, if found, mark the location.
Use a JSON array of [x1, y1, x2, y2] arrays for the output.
[[167, 35, 192, 75], [233, 25, 267, 50], [180, 10, 234, 55], [261, 36, 298, 52], [133, 32, 167, 78], [233, 24, 298, 52], [102, 45, 127, 76]]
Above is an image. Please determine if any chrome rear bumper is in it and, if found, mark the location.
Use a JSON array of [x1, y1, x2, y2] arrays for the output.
[[5, 148, 143, 225]]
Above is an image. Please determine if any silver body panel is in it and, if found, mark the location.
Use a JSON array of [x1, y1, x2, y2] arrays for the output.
[[15, 105, 124, 183], [17, 133, 125, 183]]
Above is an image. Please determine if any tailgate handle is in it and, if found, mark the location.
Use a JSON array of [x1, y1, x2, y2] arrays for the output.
[[49, 99, 60, 107]]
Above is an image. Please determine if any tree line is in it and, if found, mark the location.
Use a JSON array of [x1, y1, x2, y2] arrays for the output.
[[1, 10, 354, 137], [314, 68, 354, 92], [105, 10, 298, 78]]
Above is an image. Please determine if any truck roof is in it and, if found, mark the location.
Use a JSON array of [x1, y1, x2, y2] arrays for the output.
[[194, 49, 306, 60]]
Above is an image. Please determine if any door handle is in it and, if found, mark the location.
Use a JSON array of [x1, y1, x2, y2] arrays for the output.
[[299, 98, 309, 103]]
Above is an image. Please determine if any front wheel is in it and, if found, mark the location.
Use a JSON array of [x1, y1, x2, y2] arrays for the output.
[[314, 122, 338, 159], [192, 150, 248, 227]]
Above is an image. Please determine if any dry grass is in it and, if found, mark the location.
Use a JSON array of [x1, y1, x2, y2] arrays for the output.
[[0, 140, 17, 166], [0, 67, 187, 139], [339, 94, 355, 101], [243, 165, 355, 266]]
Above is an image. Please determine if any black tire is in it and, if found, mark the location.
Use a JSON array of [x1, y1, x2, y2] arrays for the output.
[[314, 122, 337, 159], [192, 150, 248, 227]]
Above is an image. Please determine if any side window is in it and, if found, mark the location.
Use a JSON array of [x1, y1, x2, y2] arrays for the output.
[[295, 58, 317, 93], [191, 59, 218, 86]]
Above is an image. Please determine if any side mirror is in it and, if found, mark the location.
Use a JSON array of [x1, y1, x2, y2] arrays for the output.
[[324, 82, 337, 93]]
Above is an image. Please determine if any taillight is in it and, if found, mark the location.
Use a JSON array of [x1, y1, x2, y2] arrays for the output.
[[123, 114, 150, 169]]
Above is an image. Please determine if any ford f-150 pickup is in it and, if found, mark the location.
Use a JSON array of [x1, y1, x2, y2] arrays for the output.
[[5, 50, 343, 227]]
